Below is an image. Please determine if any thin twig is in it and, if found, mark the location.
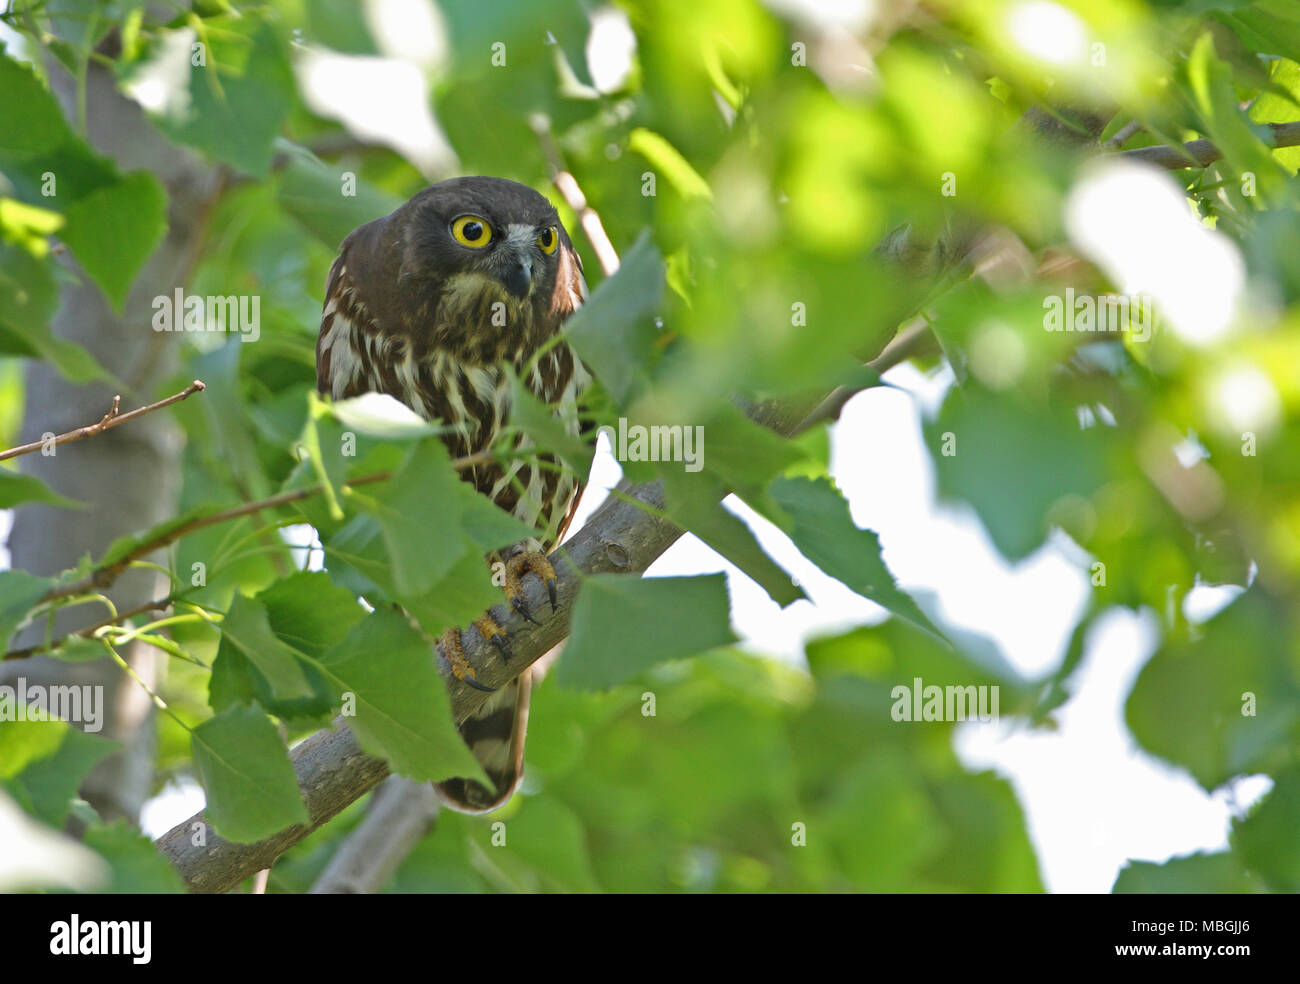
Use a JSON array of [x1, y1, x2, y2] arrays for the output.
[[1116, 120, 1300, 170], [4, 596, 174, 662], [37, 448, 495, 607], [532, 115, 621, 277], [1102, 119, 1142, 149], [0, 380, 207, 462]]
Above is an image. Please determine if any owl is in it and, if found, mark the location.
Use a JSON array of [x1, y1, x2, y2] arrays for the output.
[[316, 176, 592, 812]]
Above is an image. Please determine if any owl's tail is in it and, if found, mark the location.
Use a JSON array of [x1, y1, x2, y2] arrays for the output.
[[433, 671, 531, 813]]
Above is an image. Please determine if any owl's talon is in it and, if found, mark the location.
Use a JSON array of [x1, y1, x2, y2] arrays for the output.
[[504, 551, 560, 619], [474, 615, 512, 663], [439, 626, 496, 692], [511, 595, 541, 626]]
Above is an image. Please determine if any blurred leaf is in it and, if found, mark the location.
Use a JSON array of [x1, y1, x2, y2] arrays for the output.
[[83, 821, 186, 893], [0, 717, 118, 827], [59, 170, 167, 311], [558, 573, 737, 689], [0, 469, 81, 509], [0, 569, 54, 646], [564, 232, 664, 405], [278, 157, 404, 249], [1126, 591, 1300, 790], [927, 386, 1108, 560], [1232, 765, 1300, 892], [1113, 852, 1258, 893], [151, 19, 294, 175]]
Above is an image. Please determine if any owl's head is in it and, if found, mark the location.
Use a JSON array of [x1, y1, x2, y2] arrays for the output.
[[399, 176, 576, 306]]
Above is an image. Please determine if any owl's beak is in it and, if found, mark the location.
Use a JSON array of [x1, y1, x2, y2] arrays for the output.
[[500, 252, 533, 300]]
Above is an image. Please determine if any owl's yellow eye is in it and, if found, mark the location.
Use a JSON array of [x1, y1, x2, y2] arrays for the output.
[[451, 215, 493, 248], [537, 226, 558, 255]]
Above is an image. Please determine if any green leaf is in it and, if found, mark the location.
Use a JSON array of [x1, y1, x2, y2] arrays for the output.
[[1126, 591, 1300, 790], [191, 704, 308, 843], [401, 545, 504, 637], [0, 246, 103, 381], [357, 440, 473, 596], [1113, 852, 1258, 893], [277, 157, 405, 248], [0, 54, 71, 155], [209, 594, 335, 721], [558, 574, 737, 689], [627, 128, 712, 200], [83, 821, 186, 893], [927, 387, 1108, 560], [769, 476, 945, 641], [0, 716, 118, 827], [0, 469, 82, 510], [1232, 765, 1300, 892], [151, 19, 294, 176], [315, 609, 486, 783], [506, 366, 595, 472], [257, 571, 366, 659], [326, 392, 447, 440], [695, 403, 809, 497], [59, 170, 168, 311], [0, 569, 54, 647], [662, 468, 804, 607], [97, 502, 223, 571], [564, 231, 664, 405]]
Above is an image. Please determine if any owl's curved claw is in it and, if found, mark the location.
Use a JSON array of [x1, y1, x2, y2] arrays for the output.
[[439, 626, 498, 692], [511, 595, 542, 626], [474, 615, 512, 663], [504, 551, 560, 619]]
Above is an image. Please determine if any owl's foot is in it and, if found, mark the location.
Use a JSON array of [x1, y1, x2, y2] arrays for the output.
[[439, 618, 511, 692], [439, 552, 558, 690], [503, 551, 559, 625]]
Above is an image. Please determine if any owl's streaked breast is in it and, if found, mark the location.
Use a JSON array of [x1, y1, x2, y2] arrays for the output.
[[318, 260, 591, 551]]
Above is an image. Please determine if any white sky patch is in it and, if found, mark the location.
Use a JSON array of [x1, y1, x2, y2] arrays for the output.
[[295, 48, 456, 178], [1066, 160, 1245, 346], [0, 789, 108, 892], [364, 0, 448, 71], [1007, 1, 1088, 66], [761, 0, 878, 33], [139, 776, 208, 840], [122, 27, 196, 119], [957, 608, 1270, 893], [1209, 364, 1282, 437], [585, 6, 637, 94]]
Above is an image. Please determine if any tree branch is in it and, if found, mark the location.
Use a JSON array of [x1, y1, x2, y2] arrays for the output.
[[0, 380, 206, 462], [308, 777, 439, 894], [1115, 120, 1300, 170]]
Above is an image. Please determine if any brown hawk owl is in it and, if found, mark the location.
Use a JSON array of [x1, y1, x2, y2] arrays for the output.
[[316, 176, 592, 812]]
